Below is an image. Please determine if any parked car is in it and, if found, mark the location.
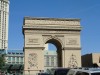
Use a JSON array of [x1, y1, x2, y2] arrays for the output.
[[67, 68, 100, 75], [38, 73, 51, 75], [48, 68, 70, 75], [53, 68, 70, 75]]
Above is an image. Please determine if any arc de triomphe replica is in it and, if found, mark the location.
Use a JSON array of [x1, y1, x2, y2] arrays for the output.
[[23, 17, 82, 75]]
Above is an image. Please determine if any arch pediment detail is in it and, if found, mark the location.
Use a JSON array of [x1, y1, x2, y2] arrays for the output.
[[42, 35, 64, 48]]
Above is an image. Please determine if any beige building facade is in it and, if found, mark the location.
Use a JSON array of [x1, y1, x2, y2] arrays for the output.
[[23, 17, 82, 75], [82, 53, 100, 67]]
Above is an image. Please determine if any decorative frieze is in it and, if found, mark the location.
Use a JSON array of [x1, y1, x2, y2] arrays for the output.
[[25, 19, 80, 26]]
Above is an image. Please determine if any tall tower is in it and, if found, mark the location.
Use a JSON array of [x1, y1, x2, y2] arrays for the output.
[[0, 0, 9, 50]]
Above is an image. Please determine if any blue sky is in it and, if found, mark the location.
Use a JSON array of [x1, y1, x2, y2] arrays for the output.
[[8, 0, 100, 55]]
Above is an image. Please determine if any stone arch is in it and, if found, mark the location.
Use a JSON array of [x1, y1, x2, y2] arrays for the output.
[[23, 17, 82, 75], [45, 38, 63, 67], [44, 35, 64, 49]]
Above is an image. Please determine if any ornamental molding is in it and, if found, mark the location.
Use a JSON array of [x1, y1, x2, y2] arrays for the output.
[[24, 47, 44, 49], [23, 25, 81, 30], [24, 17, 80, 21], [24, 30, 80, 34], [63, 47, 81, 50], [43, 35, 64, 48]]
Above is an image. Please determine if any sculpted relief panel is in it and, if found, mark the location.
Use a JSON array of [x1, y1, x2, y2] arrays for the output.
[[68, 54, 78, 68], [66, 38, 78, 45], [25, 35, 43, 47], [26, 38, 40, 46], [28, 53, 38, 68], [65, 35, 80, 47], [28, 38, 39, 44]]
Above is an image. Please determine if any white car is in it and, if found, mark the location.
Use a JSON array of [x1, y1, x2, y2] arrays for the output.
[[67, 68, 100, 75]]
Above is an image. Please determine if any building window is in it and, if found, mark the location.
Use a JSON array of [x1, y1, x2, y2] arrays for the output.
[[12, 57, 15, 63], [16, 57, 19, 63], [8, 57, 11, 62], [20, 57, 23, 64], [46, 56, 49, 66], [46, 62, 49, 66], [51, 57, 54, 66]]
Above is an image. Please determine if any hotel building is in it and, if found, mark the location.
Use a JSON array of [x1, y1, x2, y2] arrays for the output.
[[5, 50, 57, 74], [0, 0, 9, 50]]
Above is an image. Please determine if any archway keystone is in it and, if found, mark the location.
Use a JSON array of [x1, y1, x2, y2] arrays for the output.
[[23, 17, 82, 75]]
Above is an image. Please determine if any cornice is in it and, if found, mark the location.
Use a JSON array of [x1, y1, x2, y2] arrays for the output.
[[24, 47, 45, 50], [23, 31, 81, 36], [24, 17, 80, 21], [63, 47, 81, 50], [0, 0, 9, 3], [23, 25, 81, 31]]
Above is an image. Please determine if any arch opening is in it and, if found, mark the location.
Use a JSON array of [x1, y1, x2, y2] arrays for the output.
[[44, 43, 57, 51], [45, 39, 63, 67]]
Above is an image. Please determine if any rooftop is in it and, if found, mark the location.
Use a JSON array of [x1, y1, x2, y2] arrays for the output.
[[7, 50, 23, 54], [24, 16, 80, 21]]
